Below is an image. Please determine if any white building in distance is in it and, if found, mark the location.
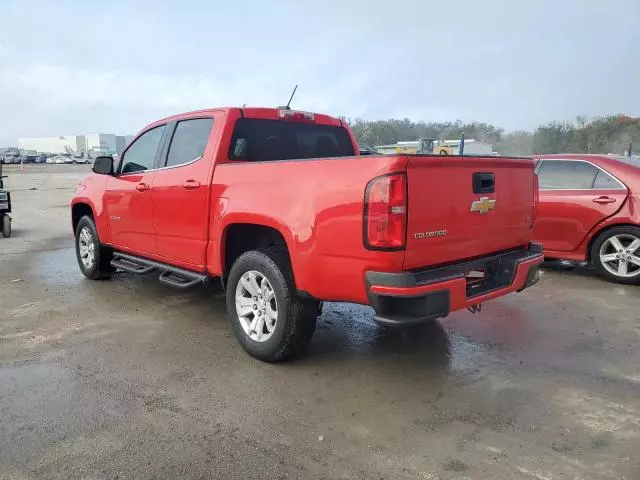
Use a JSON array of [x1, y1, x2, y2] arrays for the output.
[[18, 133, 133, 155], [18, 135, 86, 155]]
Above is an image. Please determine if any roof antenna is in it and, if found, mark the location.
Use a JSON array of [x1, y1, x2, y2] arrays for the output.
[[278, 85, 298, 110]]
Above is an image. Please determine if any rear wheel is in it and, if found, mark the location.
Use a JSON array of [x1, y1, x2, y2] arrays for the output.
[[75, 215, 114, 280], [226, 248, 318, 362], [591, 226, 640, 285]]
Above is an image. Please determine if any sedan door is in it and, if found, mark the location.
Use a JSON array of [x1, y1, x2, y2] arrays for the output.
[[150, 117, 216, 268], [104, 124, 167, 255], [534, 159, 628, 253]]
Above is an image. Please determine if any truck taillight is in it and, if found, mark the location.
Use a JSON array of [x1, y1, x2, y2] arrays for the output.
[[278, 110, 315, 122], [364, 173, 407, 250]]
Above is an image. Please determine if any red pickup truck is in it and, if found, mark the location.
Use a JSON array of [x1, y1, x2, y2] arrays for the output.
[[71, 107, 542, 361]]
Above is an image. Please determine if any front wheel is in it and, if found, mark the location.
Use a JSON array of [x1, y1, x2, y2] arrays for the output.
[[1, 214, 10, 238], [75, 215, 114, 280], [226, 248, 318, 362], [591, 226, 640, 285]]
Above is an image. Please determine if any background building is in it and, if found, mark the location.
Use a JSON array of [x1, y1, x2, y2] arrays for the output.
[[115, 135, 134, 155], [18, 135, 86, 155], [17, 133, 132, 155], [85, 133, 117, 156]]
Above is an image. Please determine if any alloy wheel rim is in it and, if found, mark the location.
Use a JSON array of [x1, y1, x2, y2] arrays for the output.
[[78, 226, 96, 269], [599, 234, 640, 278], [235, 270, 278, 342]]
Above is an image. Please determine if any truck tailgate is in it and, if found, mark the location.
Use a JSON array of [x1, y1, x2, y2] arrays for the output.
[[403, 156, 536, 270]]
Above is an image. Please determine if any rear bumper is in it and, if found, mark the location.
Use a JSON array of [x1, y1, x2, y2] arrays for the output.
[[366, 243, 543, 326]]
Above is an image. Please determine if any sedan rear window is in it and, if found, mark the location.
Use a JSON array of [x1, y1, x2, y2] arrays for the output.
[[228, 118, 355, 162], [593, 169, 624, 189], [537, 160, 598, 190]]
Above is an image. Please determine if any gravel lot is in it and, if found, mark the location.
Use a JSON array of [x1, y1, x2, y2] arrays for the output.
[[1, 165, 639, 479]]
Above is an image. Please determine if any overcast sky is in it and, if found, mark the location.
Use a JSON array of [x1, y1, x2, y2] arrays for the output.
[[1, 0, 639, 145]]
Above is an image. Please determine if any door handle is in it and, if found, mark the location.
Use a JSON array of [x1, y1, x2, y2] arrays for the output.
[[136, 182, 150, 192], [182, 180, 201, 190], [592, 196, 616, 205]]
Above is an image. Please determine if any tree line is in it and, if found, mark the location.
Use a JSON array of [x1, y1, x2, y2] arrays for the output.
[[345, 114, 640, 156]]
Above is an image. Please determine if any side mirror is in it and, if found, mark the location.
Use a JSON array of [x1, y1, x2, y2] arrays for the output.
[[92, 156, 114, 175]]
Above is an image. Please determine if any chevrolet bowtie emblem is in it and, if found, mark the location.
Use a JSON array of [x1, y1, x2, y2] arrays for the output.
[[470, 197, 496, 214]]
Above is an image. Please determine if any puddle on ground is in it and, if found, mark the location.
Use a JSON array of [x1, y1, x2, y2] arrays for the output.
[[17, 248, 502, 386], [26, 247, 84, 286], [310, 302, 498, 382]]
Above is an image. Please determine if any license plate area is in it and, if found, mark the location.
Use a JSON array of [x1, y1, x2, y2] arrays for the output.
[[465, 268, 486, 296], [465, 259, 510, 298]]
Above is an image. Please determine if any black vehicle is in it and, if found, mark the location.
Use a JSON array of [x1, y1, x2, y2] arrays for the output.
[[358, 146, 378, 155], [0, 164, 11, 238]]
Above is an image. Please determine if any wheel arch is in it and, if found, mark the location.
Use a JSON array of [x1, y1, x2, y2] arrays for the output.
[[71, 202, 95, 232], [221, 221, 295, 285]]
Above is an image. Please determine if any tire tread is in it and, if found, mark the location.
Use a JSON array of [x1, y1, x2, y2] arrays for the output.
[[75, 215, 114, 280]]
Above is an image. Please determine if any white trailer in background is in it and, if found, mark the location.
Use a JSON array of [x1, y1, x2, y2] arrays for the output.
[[375, 139, 495, 155], [439, 139, 495, 155]]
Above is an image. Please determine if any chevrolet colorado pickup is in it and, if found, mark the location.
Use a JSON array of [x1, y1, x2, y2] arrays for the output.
[[71, 107, 543, 361]]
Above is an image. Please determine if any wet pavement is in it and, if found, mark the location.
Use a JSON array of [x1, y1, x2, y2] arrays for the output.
[[1, 166, 640, 479]]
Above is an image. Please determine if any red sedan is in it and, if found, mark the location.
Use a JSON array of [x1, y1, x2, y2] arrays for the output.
[[533, 154, 640, 284]]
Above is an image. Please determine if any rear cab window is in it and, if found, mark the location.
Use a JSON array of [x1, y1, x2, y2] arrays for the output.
[[228, 118, 355, 162]]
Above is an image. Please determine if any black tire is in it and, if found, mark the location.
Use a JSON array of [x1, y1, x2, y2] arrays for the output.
[[1, 215, 10, 238], [74, 215, 114, 280], [591, 225, 640, 285], [226, 248, 318, 362]]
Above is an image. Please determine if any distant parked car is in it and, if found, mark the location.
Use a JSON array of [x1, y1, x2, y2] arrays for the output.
[[533, 154, 640, 284], [358, 146, 378, 155], [52, 156, 66, 164], [73, 156, 90, 164]]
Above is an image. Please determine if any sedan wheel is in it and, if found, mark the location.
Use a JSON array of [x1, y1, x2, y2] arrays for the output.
[[598, 233, 640, 280]]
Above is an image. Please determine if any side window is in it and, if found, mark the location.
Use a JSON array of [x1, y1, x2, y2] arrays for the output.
[[119, 125, 165, 174], [537, 160, 598, 190], [593, 169, 624, 189], [166, 118, 213, 168], [112, 154, 122, 173]]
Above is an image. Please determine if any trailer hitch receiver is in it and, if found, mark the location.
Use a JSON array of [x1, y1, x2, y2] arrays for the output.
[[467, 303, 482, 314]]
